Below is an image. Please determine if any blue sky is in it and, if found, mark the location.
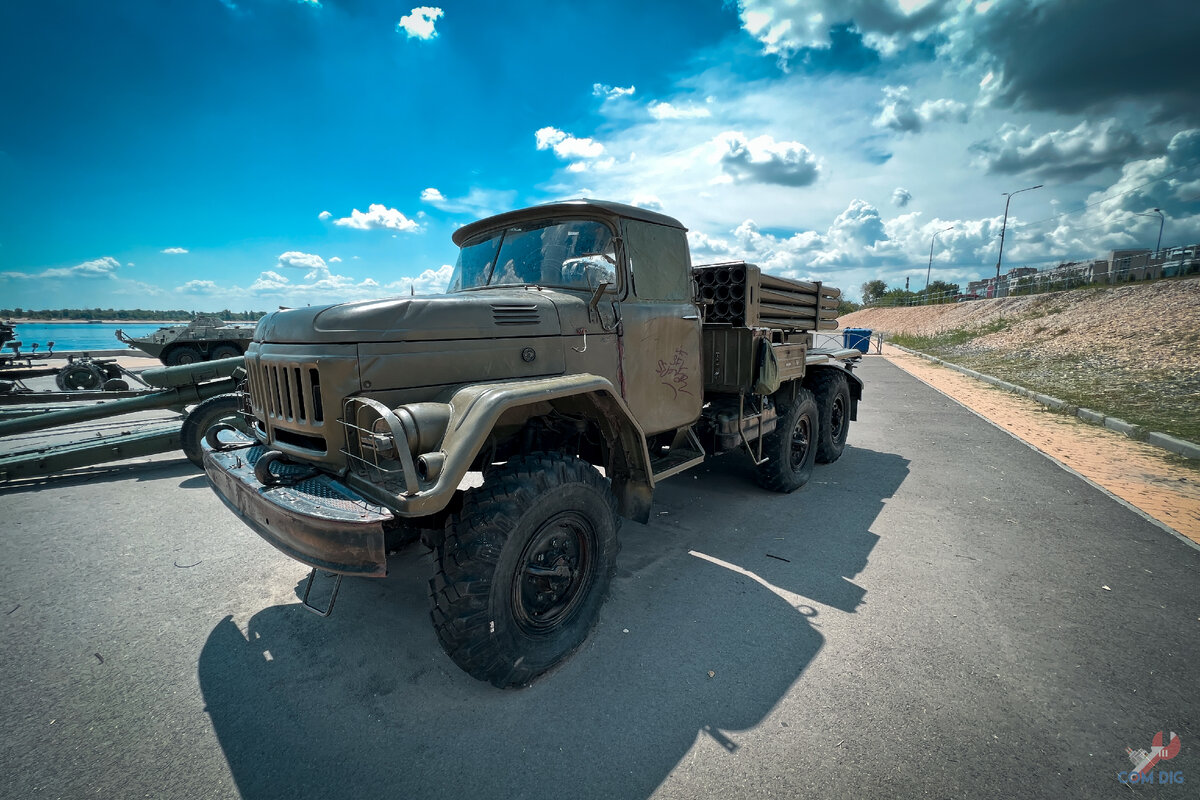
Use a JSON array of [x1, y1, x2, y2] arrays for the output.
[[2, 0, 1198, 308]]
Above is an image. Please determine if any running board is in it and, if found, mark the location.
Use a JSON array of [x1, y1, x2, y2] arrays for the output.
[[650, 427, 705, 482]]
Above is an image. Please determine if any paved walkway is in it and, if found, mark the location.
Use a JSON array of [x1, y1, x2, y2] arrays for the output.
[[1, 357, 1197, 798]]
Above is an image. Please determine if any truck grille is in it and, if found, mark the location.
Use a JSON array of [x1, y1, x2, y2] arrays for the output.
[[248, 359, 324, 426]]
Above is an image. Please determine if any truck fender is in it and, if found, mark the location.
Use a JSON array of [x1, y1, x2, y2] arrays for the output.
[[804, 364, 864, 421], [379, 374, 655, 523]]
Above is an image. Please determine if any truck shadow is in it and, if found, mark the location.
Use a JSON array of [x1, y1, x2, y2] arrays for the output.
[[198, 446, 908, 800]]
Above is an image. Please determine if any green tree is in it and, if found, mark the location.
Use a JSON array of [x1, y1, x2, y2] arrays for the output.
[[860, 280, 887, 304]]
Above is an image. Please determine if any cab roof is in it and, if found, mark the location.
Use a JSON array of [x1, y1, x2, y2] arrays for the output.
[[451, 199, 687, 246]]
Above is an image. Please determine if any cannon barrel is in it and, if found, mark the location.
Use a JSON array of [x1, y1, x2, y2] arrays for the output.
[[0, 365, 243, 438], [140, 355, 244, 389]]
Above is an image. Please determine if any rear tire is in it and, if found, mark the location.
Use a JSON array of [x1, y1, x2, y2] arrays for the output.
[[755, 386, 818, 493], [210, 344, 242, 360], [810, 370, 851, 464], [165, 345, 203, 366], [181, 394, 248, 467], [430, 452, 619, 688]]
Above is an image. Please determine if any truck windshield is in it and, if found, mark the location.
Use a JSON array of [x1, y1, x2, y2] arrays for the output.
[[447, 219, 616, 292]]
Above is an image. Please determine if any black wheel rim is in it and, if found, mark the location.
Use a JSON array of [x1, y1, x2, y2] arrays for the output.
[[512, 512, 595, 635], [66, 367, 100, 390], [789, 412, 812, 470], [830, 396, 847, 442]]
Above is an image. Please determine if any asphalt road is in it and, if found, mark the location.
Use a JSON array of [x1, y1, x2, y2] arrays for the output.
[[2, 357, 1197, 799]]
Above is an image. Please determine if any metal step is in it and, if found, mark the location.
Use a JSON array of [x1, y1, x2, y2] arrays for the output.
[[650, 427, 705, 482]]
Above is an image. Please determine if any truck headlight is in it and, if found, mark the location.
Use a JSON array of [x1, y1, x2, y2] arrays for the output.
[[341, 397, 451, 492]]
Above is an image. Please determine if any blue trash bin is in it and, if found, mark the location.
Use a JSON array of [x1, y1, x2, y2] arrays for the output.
[[843, 328, 872, 354]]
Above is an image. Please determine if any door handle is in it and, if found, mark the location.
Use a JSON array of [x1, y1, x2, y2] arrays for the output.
[[681, 314, 699, 320]]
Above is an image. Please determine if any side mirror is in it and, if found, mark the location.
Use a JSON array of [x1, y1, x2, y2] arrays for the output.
[[588, 281, 611, 313]]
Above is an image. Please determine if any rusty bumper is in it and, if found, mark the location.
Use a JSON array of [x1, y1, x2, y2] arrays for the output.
[[203, 441, 392, 577]]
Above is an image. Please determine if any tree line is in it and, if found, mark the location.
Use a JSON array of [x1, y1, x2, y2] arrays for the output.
[[859, 279, 961, 306], [1, 308, 267, 321]]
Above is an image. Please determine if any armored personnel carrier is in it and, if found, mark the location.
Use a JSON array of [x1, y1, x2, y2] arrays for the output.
[[117, 314, 256, 365]]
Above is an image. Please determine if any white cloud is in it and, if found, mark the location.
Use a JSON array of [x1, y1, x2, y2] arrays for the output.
[[387, 264, 453, 295], [160, 247, 189, 254], [713, 131, 821, 187], [648, 101, 711, 120], [736, 0, 950, 62], [328, 256, 342, 263], [918, 97, 968, 125], [593, 84, 635, 100], [250, 271, 292, 292], [178, 279, 219, 294], [892, 187, 912, 207], [332, 204, 421, 232], [631, 194, 664, 211], [2, 256, 122, 281], [567, 157, 616, 173], [276, 251, 327, 271], [535, 126, 606, 160], [874, 86, 967, 133], [419, 186, 516, 217], [318, 210, 332, 220], [971, 118, 1151, 180], [397, 7, 443, 40]]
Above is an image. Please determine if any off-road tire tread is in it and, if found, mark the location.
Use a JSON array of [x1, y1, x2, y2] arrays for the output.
[[808, 369, 851, 464], [165, 345, 203, 366], [430, 452, 619, 688], [755, 385, 819, 493]]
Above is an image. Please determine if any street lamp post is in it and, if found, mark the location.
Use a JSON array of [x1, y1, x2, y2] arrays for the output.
[[925, 225, 954, 302], [1136, 208, 1165, 256], [994, 184, 1043, 295]]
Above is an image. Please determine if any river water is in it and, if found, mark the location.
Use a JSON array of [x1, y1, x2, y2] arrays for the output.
[[6, 322, 166, 352]]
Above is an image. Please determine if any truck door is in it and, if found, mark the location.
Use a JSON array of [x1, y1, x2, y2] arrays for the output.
[[617, 219, 703, 435]]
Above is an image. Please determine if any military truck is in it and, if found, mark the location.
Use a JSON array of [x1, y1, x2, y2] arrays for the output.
[[116, 314, 256, 365], [202, 200, 864, 687]]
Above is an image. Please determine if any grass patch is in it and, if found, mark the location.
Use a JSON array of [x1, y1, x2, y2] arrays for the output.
[[889, 325, 1200, 445], [889, 318, 1009, 351]]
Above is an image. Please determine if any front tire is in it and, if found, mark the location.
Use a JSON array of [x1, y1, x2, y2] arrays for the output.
[[755, 386, 819, 493], [430, 452, 620, 688]]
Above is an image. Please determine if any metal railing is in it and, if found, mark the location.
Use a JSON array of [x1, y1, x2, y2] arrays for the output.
[[864, 250, 1200, 308]]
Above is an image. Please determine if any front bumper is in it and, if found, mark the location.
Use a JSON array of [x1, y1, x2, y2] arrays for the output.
[[203, 440, 393, 577]]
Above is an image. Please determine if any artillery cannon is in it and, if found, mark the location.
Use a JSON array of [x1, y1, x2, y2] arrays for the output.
[[0, 356, 250, 482], [0, 322, 58, 396]]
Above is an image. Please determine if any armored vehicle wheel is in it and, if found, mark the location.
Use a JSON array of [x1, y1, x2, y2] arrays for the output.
[[810, 370, 851, 464], [210, 344, 242, 360], [165, 345, 203, 366], [57, 362, 106, 391], [181, 393, 249, 467], [755, 386, 818, 493], [430, 452, 620, 688], [103, 378, 130, 391]]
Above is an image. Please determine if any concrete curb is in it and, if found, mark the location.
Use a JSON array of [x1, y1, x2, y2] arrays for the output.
[[887, 343, 1200, 461]]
